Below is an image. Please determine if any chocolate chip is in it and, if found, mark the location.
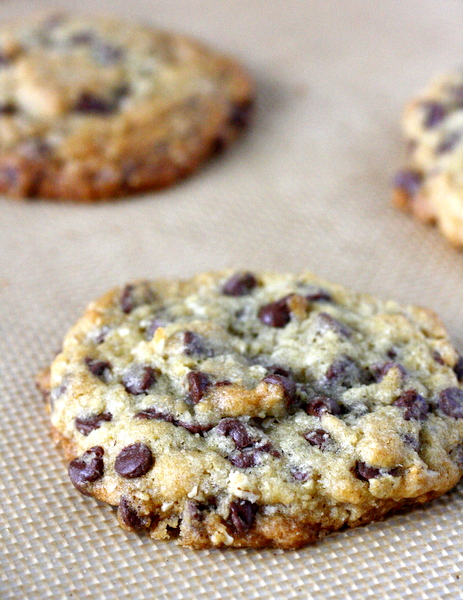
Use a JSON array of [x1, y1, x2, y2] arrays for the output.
[[118, 496, 151, 531], [85, 357, 111, 382], [93, 43, 124, 65], [74, 92, 115, 114], [402, 433, 420, 453], [176, 421, 214, 434], [114, 443, 153, 478], [306, 395, 342, 417], [120, 284, 136, 313], [222, 272, 257, 296], [122, 364, 157, 395], [387, 348, 398, 359], [438, 388, 463, 419], [432, 350, 445, 365], [255, 440, 281, 458], [306, 290, 332, 302], [290, 467, 310, 482], [94, 326, 110, 344], [186, 371, 211, 404], [75, 412, 112, 436], [393, 170, 423, 196], [120, 282, 155, 314], [258, 297, 291, 328], [354, 461, 382, 481], [266, 364, 293, 378], [229, 99, 253, 129], [303, 429, 331, 450], [423, 102, 446, 128], [229, 499, 257, 533], [135, 408, 174, 423], [372, 361, 407, 382], [146, 318, 164, 339], [437, 131, 461, 153], [229, 449, 260, 468], [393, 390, 429, 421], [68, 446, 104, 492], [70, 31, 94, 44], [0, 102, 16, 115], [183, 331, 208, 356], [316, 312, 351, 337], [217, 418, 254, 448], [215, 380, 233, 386], [454, 357, 463, 383], [325, 356, 360, 387], [262, 373, 296, 403]]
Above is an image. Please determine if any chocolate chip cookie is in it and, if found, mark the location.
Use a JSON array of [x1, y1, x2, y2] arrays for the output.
[[393, 69, 463, 246], [37, 271, 463, 549], [0, 14, 253, 201]]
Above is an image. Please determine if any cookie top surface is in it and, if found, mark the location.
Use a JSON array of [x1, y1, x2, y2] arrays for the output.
[[394, 69, 463, 245], [0, 14, 253, 200], [41, 271, 463, 548]]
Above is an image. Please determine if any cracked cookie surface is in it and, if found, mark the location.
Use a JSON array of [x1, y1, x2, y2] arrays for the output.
[[393, 69, 463, 246], [38, 270, 463, 548], [0, 14, 253, 201]]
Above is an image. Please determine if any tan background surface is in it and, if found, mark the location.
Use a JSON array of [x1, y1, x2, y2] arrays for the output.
[[2, 0, 463, 598]]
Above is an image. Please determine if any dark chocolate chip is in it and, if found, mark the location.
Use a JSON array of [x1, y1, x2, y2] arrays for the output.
[[85, 357, 112, 382], [438, 387, 463, 419], [229, 99, 253, 129], [146, 318, 165, 339], [68, 446, 104, 492], [437, 131, 461, 153], [387, 348, 398, 359], [258, 297, 291, 328], [303, 429, 331, 450], [290, 467, 310, 482], [354, 461, 382, 481], [229, 499, 257, 533], [114, 443, 153, 478], [255, 440, 281, 458], [393, 169, 423, 196], [187, 371, 211, 404], [372, 361, 407, 382], [432, 350, 445, 365], [266, 364, 293, 378], [120, 284, 136, 313], [93, 43, 124, 65], [122, 364, 157, 395], [306, 290, 332, 302], [306, 395, 342, 417], [176, 421, 214, 434], [135, 408, 174, 423], [215, 380, 233, 386], [74, 92, 115, 114], [325, 356, 360, 387], [454, 357, 463, 383], [0, 102, 16, 115], [120, 282, 155, 314], [393, 390, 429, 421], [262, 373, 296, 403], [183, 331, 208, 356], [316, 312, 351, 337], [70, 31, 94, 44], [118, 496, 151, 531], [75, 412, 112, 436], [402, 433, 420, 453], [229, 449, 260, 468], [423, 102, 446, 128], [222, 272, 257, 296], [217, 418, 254, 448]]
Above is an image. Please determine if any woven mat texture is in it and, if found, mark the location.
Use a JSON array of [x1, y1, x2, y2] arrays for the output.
[[2, 1, 463, 598]]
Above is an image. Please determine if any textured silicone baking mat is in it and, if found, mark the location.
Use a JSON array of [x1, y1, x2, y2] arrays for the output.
[[2, 1, 463, 598]]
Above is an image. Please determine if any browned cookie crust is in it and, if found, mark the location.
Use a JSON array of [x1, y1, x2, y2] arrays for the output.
[[0, 14, 253, 201], [37, 271, 463, 549]]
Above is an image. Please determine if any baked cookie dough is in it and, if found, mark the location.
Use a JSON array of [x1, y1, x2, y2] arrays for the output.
[[393, 69, 463, 246], [0, 14, 253, 201], [37, 271, 463, 549]]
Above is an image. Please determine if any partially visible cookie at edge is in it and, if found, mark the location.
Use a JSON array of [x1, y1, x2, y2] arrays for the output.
[[393, 69, 463, 246], [37, 270, 463, 549], [0, 13, 253, 201]]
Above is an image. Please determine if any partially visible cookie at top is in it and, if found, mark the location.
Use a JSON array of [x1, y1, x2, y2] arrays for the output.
[[0, 13, 253, 201], [393, 69, 463, 246], [37, 270, 463, 549]]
